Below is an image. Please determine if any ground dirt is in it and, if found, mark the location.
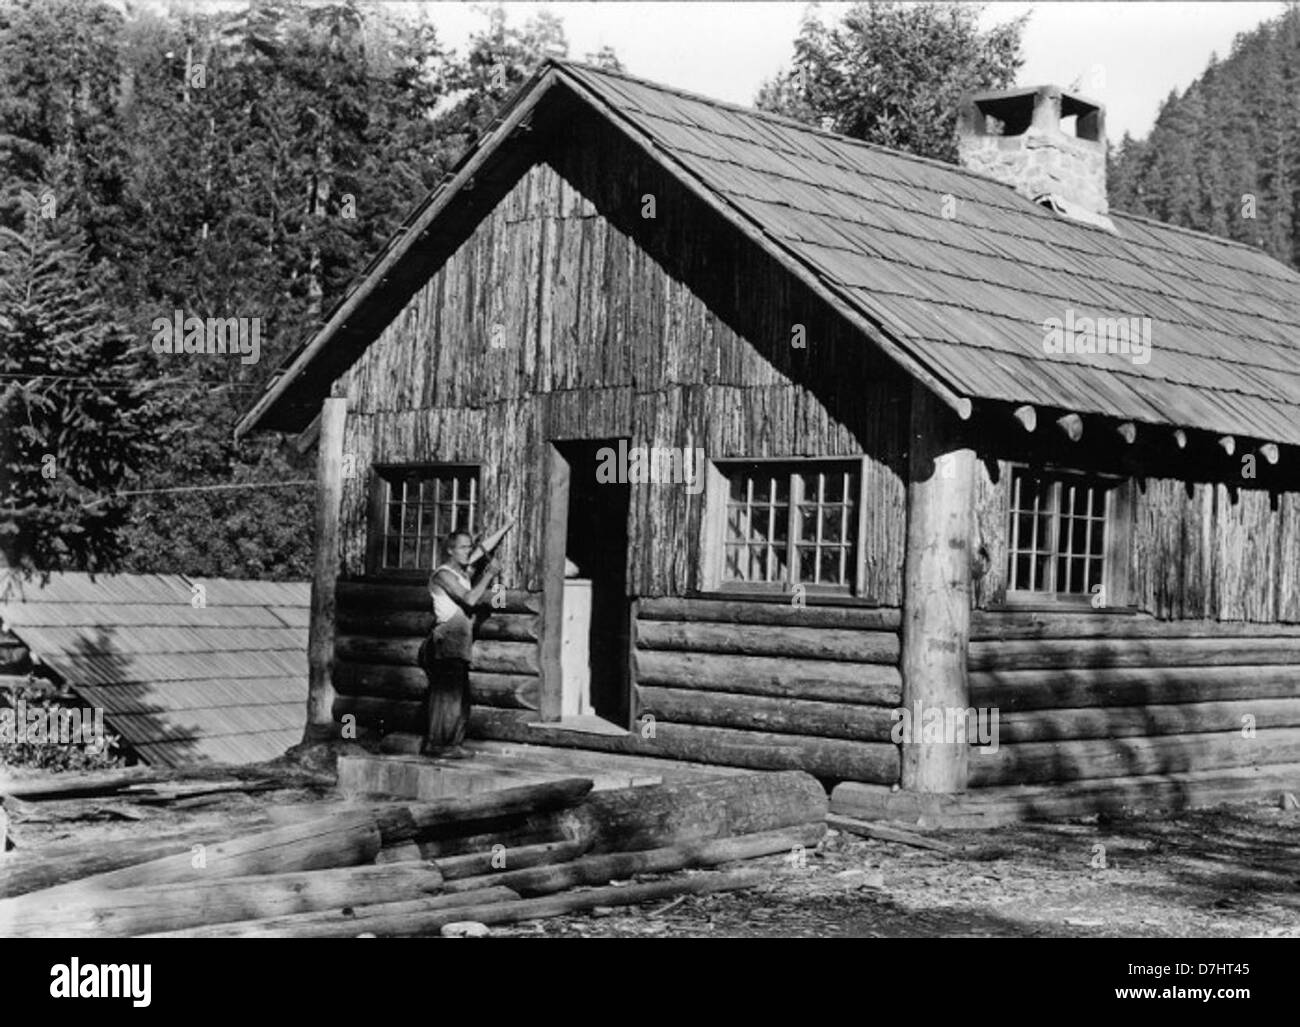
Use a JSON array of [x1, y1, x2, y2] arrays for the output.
[[492, 802, 1300, 938], [6, 775, 1298, 938]]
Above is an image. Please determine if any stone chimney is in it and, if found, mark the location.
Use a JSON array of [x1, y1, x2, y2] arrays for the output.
[[957, 85, 1112, 230]]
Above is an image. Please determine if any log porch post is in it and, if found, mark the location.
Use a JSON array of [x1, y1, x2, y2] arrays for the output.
[[900, 382, 975, 792], [304, 396, 347, 743]]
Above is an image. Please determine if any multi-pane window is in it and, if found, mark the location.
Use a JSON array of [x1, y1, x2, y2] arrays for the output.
[[373, 465, 478, 574], [1007, 468, 1109, 596], [721, 462, 858, 590]]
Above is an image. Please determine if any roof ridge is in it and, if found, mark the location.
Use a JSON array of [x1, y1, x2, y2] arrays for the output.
[[552, 59, 1297, 264]]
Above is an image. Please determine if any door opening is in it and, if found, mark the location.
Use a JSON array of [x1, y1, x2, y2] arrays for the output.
[[542, 439, 631, 732]]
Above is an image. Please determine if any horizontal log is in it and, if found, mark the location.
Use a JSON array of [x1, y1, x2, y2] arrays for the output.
[[636, 620, 899, 664], [968, 727, 1300, 787], [969, 637, 1300, 672], [845, 761, 1300, 821], [153, 871, 765, 938], [338, 580, 538, 614], [370, 778, 594, 846], [451, 822, 826, 897], [333, 662, 539, 708], [149, 885, 522, 939], [335, 635, 538, 674], [0, 862, 445, 939], [337, 607, 538, 641], [970, 665, 1300, 712], [434, 839, 590, 881], [471, 708, 900, 784], [972, 611, 1300, 641], [995, 698, 1300, 743], [36, 812, 383, 898], [633, 649, 901, 705], [824, 814, 957, 853], [637, 597, 900, 630], [334, 696, 423, 734], [635, 685, 896, 742]]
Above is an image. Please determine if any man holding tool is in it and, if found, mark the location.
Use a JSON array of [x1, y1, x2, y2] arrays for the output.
[[419, 521, 512, 758]]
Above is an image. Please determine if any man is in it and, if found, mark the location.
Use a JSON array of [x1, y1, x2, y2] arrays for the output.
[[419, 531, 501, 758]]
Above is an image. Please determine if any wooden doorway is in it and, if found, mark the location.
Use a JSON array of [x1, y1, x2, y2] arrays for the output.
[[540, 439, 632, 732]]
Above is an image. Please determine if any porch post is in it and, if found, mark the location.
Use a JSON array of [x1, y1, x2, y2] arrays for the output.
[[304, 396, 347, 743], [900, 382, 975, 792]]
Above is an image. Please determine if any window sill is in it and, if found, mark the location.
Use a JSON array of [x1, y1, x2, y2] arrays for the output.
[[991, 595, 1141, 615], [691, 588, 885, 608]]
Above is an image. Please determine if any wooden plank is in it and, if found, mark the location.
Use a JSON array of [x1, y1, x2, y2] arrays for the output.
[[832, 762, 1300, 823], [634, 649, 901, 705], [336, 580, 538, 615], [968, 727, 1300, 787], [635, 620, 899, 663], [636, 596, 900, 630], [336, 607, 538, 641], [333, 661, 538, 709], [471, 708, 900, 783], [971, 664, 1300, 712], [971, 611, 1300, 641], [969, 636, 1300, 671], [996, 697, 1300, 743], [0, 862, 445, 939], [539, 443, 570, 722], [334, 636, 538, 674], [636, 685, 896, 742]]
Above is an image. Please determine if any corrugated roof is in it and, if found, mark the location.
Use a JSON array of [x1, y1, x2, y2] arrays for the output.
[[0, 572, 309, 768], [556, 62, 1300, 445]]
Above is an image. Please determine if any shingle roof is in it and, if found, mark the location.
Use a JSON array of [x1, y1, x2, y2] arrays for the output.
[[238, 59, 1300, 447], [0, 572, 308, 767]]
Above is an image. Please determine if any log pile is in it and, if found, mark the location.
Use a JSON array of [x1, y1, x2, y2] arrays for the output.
[[0, 769, 826, 938]]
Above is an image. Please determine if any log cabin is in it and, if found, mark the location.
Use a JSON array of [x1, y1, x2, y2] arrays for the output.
[[236, 62, 1300, 814]]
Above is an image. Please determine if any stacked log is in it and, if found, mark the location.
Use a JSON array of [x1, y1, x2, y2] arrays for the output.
[[332, 581, 542, 730], [0, 769, 825, 938], [968, 610, 1300, 787]]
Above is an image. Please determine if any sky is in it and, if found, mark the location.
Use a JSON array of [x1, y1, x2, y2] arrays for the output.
[[408, 1, 1288, 140]]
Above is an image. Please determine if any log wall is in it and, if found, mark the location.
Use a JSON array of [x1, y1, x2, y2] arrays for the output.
[[333, 583, 903, 785], [332, 102, 909, 600], [967, 610, 1300, 787]]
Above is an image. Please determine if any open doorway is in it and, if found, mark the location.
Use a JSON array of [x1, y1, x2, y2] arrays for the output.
[[540, 439, 631, 732]]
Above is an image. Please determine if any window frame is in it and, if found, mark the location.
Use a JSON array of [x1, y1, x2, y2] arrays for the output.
[[365, 462, 482, 579], [701, 456, 868, 598], [1003, 463, 1131, 608]]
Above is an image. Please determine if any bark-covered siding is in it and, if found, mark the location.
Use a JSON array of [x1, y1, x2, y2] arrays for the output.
[[334, 107, 910, 599]]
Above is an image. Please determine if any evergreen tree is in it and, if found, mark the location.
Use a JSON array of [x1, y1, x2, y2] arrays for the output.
[[0, 191, 167, 572], [755, 2, 1026, 162]]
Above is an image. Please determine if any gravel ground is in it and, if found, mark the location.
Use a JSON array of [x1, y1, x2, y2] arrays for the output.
[[492, 801, 1300, 938]]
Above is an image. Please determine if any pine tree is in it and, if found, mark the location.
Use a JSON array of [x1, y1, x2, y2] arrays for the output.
[[0, 190, 167, 572]]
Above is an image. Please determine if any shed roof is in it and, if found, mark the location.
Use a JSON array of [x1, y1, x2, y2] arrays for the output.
[[0, 572, 308, 767], [237, 60, 1300, 448]]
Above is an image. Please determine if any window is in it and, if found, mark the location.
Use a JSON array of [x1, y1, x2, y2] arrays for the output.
[[369, 465, 479, 575], [715, 461, 859, 592], [1007, 467, 1112, 597]]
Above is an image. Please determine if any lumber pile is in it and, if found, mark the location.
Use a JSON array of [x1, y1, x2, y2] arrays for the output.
[[0, 770, 825, 938]]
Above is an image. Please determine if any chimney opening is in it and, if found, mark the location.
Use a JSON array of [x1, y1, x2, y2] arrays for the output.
[[1060, 95, 1101, 141], [971, 94, 1035, 137]]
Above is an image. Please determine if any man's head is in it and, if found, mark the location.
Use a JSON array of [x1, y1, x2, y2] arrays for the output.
[[443, 531, 474, 567]]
